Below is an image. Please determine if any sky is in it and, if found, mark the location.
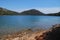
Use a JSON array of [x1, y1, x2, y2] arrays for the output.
[[0, 0, 60, 14]]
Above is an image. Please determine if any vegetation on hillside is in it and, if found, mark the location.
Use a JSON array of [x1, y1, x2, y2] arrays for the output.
[[0, 7, 19, 15], [20, 9, 44, 15], [0, 7, 60, 16]]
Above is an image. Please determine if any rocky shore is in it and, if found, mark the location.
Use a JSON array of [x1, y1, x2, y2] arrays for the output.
[[35, 24, 60, 40], [0, 24, 60, 40]]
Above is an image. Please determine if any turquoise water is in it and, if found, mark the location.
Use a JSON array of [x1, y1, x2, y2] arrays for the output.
[[0, 16, 60, 34]]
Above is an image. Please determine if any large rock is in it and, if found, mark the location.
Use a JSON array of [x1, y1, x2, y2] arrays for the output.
[[35, 24, 60, 40]]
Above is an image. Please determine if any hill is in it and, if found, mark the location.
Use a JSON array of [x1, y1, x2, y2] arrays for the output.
[[0, 7, 60, 16], [0, 7, 19, 15], [47, 12, 60, 16], [19, 9, 44, 15], [0, 7, 44, 15]]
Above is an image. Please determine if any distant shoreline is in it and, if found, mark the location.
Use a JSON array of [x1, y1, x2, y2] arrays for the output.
[[0, 7, 60, 16], [0, 15, 59, 16]]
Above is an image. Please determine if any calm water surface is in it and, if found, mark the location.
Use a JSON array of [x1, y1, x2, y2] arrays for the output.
[[0, 16, 60, 34]]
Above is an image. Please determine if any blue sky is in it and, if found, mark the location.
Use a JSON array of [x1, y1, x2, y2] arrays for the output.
[[0, 0, 60, 13]]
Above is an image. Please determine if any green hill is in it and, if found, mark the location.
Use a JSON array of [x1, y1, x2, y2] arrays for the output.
[[20, 9, 44, 15], [0, 7, 60, 16], [0, 7, 19, 15]]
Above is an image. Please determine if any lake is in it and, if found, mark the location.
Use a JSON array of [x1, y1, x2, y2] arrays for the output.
[[0, 16, 60, 34]]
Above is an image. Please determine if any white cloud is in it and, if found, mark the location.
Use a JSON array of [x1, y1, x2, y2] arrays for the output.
[[14, 7, 60, 14], [36, 7, 60, 14]]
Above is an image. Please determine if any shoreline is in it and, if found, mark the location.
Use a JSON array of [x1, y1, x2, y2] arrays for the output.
[[0, 24, 60, 40], [0, 15, 60, 16]]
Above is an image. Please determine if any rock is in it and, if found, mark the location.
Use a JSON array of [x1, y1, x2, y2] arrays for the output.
[[35, 24, 60, 40]]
